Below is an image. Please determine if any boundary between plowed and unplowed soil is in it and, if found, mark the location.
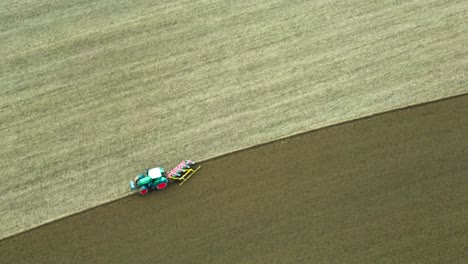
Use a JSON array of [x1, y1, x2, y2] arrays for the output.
[[1, 94, 467, 263]]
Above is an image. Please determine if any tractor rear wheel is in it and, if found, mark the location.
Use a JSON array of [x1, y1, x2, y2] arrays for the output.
[[155, 177, 169, 190], [139, 186, 149, 195]]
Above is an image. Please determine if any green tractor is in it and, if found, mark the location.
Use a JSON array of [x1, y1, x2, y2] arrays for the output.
[[129, 167, 169, 195]]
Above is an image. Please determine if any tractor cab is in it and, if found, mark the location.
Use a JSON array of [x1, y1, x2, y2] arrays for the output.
[[147, 167, 165, 179]]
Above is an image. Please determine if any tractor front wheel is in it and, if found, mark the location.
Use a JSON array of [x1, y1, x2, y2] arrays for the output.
[[139, 186, 149, 195], [134, 174, 145, 186]]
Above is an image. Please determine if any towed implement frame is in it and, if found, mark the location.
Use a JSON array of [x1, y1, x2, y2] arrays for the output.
[[169, 165, 201, 186], [167, 160, 201, 186]]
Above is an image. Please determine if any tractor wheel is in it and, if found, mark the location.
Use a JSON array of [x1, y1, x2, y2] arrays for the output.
[[139, 186, 149, 195], [155, 177, 169, 190], [134, 174, 145, 185]]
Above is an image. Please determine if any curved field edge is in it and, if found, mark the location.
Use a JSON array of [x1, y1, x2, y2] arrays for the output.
[[1, 0, 467, 239], [2, 92, 467, 242]]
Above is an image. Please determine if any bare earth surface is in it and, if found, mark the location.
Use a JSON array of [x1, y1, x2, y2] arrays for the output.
[[1, 0, 467, 239], [1, 95, 467, 263]]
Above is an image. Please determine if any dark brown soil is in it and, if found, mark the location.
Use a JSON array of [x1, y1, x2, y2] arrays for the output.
[[1, 95, 467, 264]]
